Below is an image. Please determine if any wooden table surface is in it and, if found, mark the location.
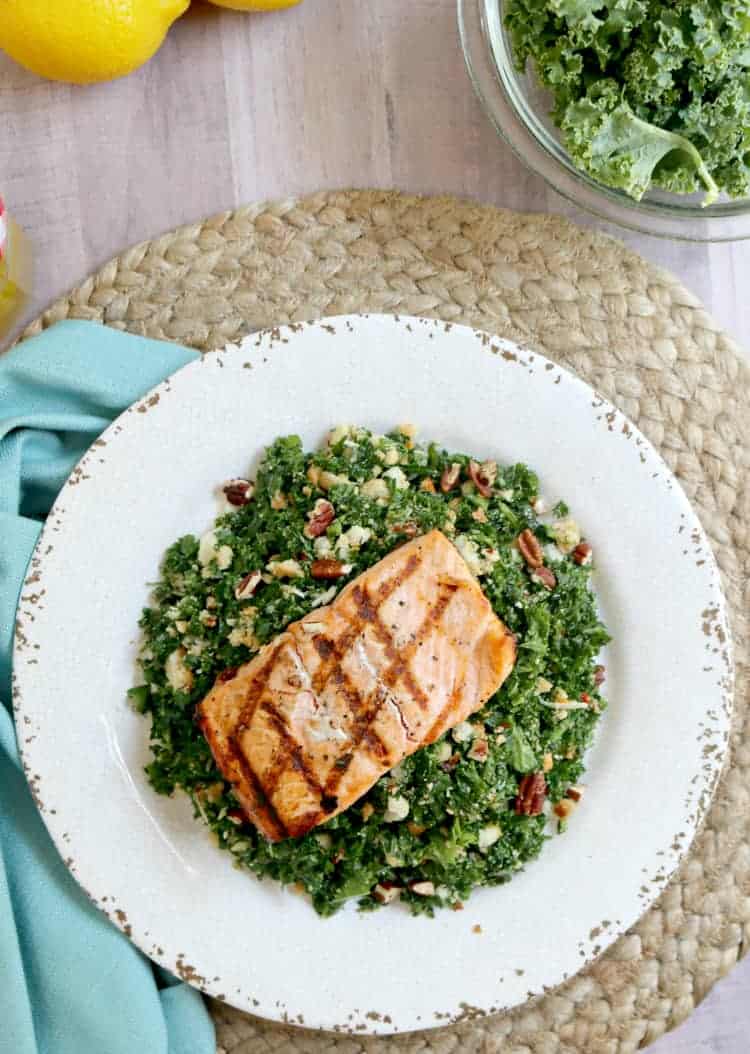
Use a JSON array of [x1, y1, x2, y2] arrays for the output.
[[1, 1, 747, 1049]]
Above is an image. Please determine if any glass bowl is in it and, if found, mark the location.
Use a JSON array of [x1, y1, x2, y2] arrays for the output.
[[458, 0, 750, 242]]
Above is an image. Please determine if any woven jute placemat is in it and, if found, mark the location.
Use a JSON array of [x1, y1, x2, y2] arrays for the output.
[[20, 191, 749, 1053]]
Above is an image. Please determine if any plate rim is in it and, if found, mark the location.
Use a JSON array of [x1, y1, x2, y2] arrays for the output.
[[12, 313, 735, 1035]]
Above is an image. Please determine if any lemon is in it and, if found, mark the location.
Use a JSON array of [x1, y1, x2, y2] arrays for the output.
[[0, 0, 190, 85], [206, 1, 301, 9]]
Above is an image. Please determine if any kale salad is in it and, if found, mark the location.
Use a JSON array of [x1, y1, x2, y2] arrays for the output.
[[504, 0, 750, 202], [131, 426, 610, 917]]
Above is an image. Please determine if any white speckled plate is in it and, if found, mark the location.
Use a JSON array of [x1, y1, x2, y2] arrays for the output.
[[13, 315, 733, 1035]]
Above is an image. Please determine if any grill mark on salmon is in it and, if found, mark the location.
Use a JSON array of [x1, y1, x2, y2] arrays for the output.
[[228, 735, 288, 840], [259, 699, 326, 799], [198, 530, 516, 841]]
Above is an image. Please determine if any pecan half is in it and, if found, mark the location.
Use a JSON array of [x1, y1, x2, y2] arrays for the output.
[[440, 463, 462, 493], [235, 570, 262, 600], [223, 478, 254, 506], [532, 566, 557, 590], [390, 521, 418, 537], [514, 772, 547, 816], [517, 529, 544, 568], [304, 499, 335, 538], [594, 664, 606, 686], [310, 559, 349, 580], [468, 460, 493, 498], [572, 542, 593, 566]]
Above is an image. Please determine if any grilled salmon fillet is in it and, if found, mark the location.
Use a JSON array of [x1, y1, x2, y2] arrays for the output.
[[198, 529, 516, 841]]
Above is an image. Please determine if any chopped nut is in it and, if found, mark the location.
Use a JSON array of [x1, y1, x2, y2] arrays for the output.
[[310, 558, 350, 580], [268, 558, 304, 579], [514, 772, 547, 816], [307, 465, 321, 487], [532, 566, 557, 590], [373, 882, 402, 904], [566, 785, 585, 802], [517, 529, 544, 569], [319, 470, 350, 491], [542, 752, 554, 773], [223, 478, 254, 506], [304, 498, 336, 538], [409, 880, 435, 896], [572, 542, 593, 566], [535, 676, 553, 694], [565, 746, 577, 760], [235, 570, 262, 600], [407, 821, 426, 836], [468, 460, 493, 497], [361, 802, 375, 821], [472, 506, 488, 523], [270, 490, 288, 511], [440, 463, 462, 493], [554, 799, 576, 820], [175, 620, 188, 634], [594, 664, 606, 686], [552, 687, 570, 706], [472, 924, 483, 934], [467, 739, 489, 762], [205, 595, 218, 609], [199, 611, 217, 627], [420, 478, 437, 493]]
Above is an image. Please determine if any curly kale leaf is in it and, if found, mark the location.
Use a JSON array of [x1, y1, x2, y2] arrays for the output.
[[560, 82, 719, 203]]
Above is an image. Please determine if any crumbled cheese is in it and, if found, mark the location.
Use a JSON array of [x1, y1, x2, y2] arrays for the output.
[[397, 423, 418, 440], [280, 584, 305, 598], [175, 620, 189, 634], [327, 424, 354, 447], [544, 543, 563, 564], [478, 824, 501, 850], [311, 586, 337, 608], [435, 740, 453, 762], [360, 478, 390, 503], [216, 545, 233, 570], [319, 471, 351, 491], [552, 517, 581, 554], [315, 832, 333, 849], [382, 466, 409, 490], [228, 609, 260, 650], [165, 648, 194, 693], [410, 880, 435, 896], [452, 720, 474, 743], [453, 535, 484, 576], [197, 530, 218, 567], [267, 558, 304, 579], [531, 496, 547, 515], [336, 524, 372, 558], [497, 488, 514, 501], [313, 536, 334, 558], [383, 794, 410, 822]]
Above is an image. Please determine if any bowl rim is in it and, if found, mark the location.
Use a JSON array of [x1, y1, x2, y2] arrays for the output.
[[458, 0, 750, 243]]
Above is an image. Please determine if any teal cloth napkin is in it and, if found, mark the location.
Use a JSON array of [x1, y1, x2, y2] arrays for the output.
[[0, 321, 215, 1054]]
